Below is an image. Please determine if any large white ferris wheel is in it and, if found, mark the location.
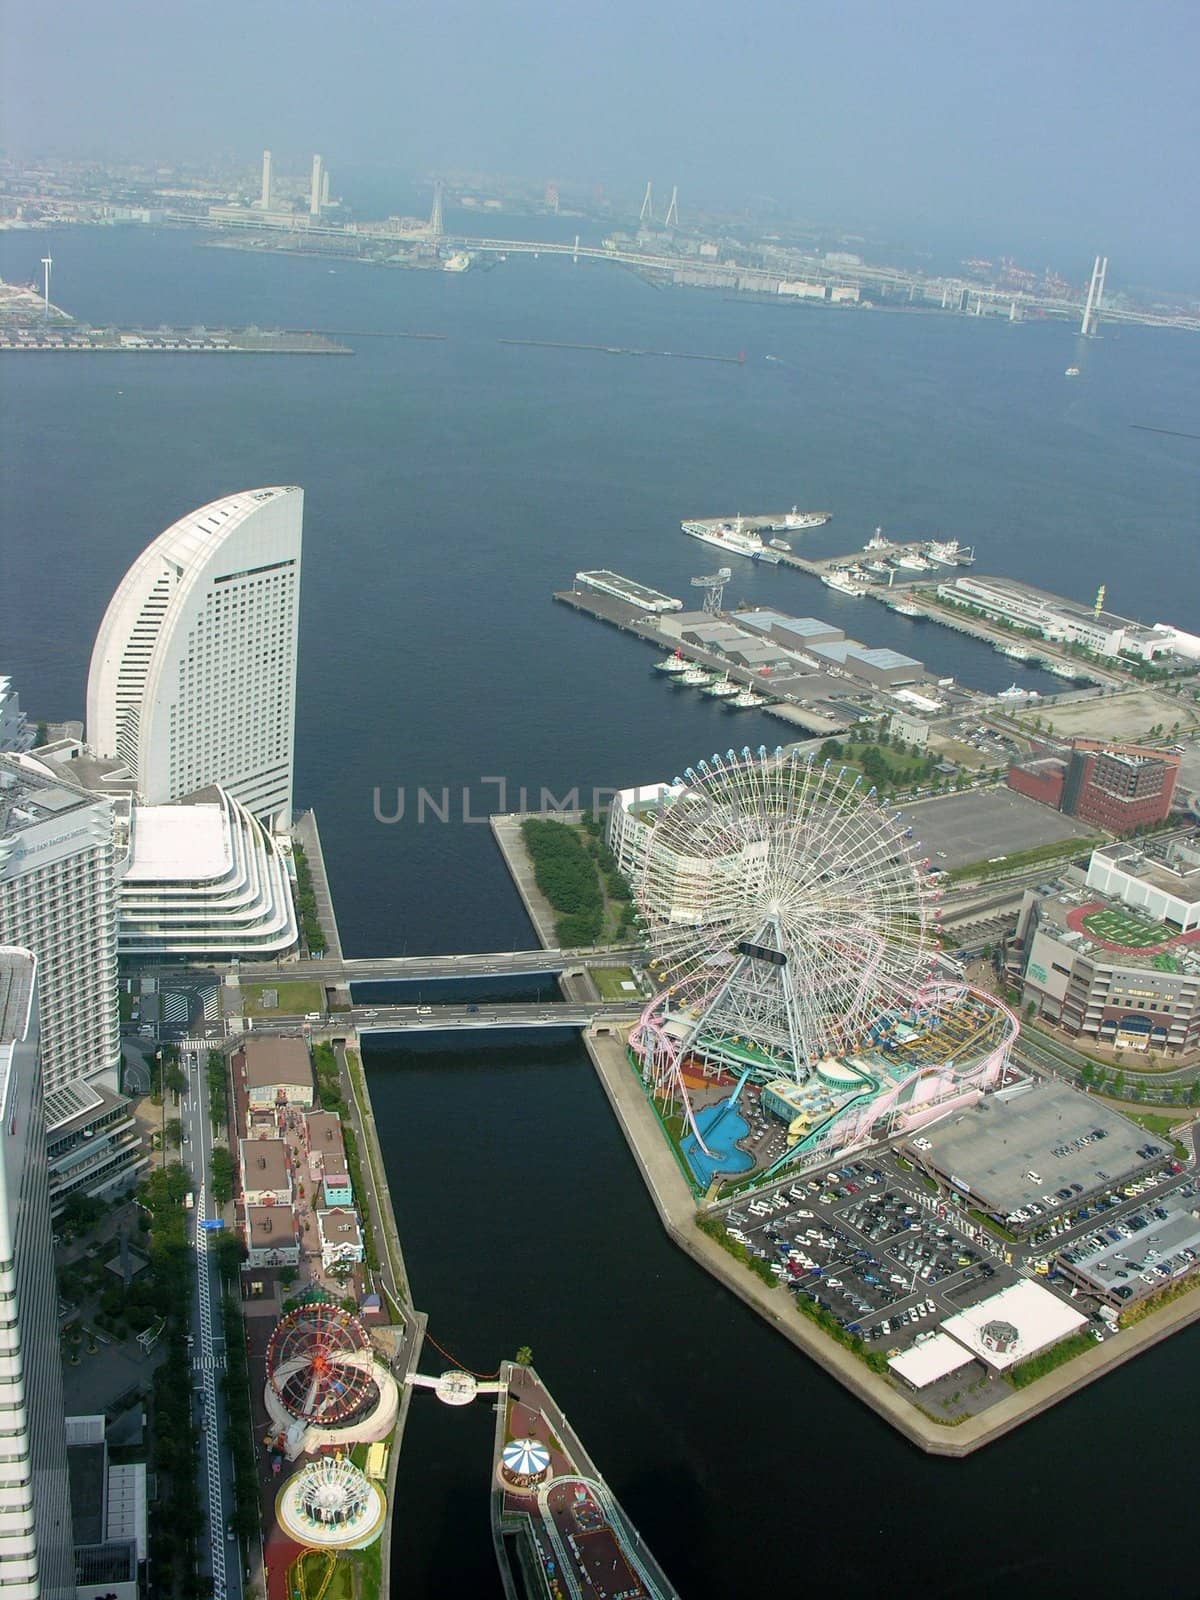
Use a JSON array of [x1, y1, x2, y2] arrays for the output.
[[634, 748, 940, 1084]]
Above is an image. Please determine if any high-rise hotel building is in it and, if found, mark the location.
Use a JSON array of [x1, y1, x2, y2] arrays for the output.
[[86, 487, 303, 830], [0, 949, 76, 1597], [0, 756, 120, 1095]]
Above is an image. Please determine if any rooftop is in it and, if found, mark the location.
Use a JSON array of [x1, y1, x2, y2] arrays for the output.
[[237, 1036, 314, 1091], [916, 1080, 1166, 1217], [0, 947, 34, 1044], [246, 1202, 298, 1246], [0, 752, 100, 837], [887, 1332, 976, 1389], [940, 1279, 1087, 1371], [123, 801, 232, 882], [1062, 1194, 1200, 1299], [238, 1137, 291, 1191]]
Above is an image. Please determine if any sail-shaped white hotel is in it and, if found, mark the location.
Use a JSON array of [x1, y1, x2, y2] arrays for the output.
[[87, 487, 303, 829]]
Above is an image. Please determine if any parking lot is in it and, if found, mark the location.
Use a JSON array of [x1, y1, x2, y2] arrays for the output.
[[892, 788, 1097, 870], [717, 1153, 1016, 1353]]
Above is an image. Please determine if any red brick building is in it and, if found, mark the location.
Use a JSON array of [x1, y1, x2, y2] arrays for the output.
[[1008, 739, 1179, 835]]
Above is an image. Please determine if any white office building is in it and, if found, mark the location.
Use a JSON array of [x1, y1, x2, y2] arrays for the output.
[[0, 949, 76, 1598], [86, 486, 303, 829], [0, 755, 120, 1094]]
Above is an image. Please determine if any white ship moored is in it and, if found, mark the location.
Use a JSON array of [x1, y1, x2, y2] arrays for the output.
[[821, 569, 866, 597], [765, 506, 831, 531], [925, 539, 975, 566], [655, 653, 687, 674], [680, 517, 768, 561]]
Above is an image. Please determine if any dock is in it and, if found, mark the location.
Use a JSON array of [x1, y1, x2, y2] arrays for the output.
[[0, 325, 352, 354], [490, 1359, 681, 1599], [553, 586, 850, 734]]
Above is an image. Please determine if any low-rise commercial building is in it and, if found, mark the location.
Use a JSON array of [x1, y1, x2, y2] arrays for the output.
[[317, 1207, 365, 1271], [1016, 844, 1200, 1052], [238, 1137, 292, 1206], [244, 1203, 301, 1267], [306, 1110, 353, 1205], [912, 1079, 1167, 1228], [1055, 1193, 1200, 1308], [237, 1036, 314, 1110], [939, 1279, 1087, 1370], [935, 574, 1167, 660], [45, 1076, 148, 1213]]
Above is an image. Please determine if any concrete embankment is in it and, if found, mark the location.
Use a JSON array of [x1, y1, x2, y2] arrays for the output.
[[583, 1028, 1200, 1457], [290, 809, 345, 964]]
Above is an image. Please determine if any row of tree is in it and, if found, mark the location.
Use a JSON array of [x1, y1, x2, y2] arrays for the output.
[[521, 817, 605, 947]]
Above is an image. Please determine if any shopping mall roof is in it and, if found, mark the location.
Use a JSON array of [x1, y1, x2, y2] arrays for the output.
[[123, 802, 231, 882], [914, 1081, 1164, 1217], [887, 1333, 976, 1389], [940, 1279, 1086, 1371]]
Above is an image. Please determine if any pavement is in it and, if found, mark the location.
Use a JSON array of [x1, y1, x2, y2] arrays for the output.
[[893, 787, 1098, 871], [179, 1044, 245, 1600], [582, 1026, 1200, 1457]]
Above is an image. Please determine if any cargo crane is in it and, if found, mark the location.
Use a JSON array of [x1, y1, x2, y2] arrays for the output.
[[691, 566, 732, 616]]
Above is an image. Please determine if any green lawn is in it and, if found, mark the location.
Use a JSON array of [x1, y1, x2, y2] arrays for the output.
[[591, 965, 642, 1000], [1083, 908, 1173, 948], [239, 979, 325, 1016]]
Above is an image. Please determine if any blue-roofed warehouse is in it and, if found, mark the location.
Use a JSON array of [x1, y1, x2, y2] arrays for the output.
[[809, 641, 923, 685]]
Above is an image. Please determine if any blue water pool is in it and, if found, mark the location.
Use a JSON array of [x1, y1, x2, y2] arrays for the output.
[[681, 1098, 755, 1186]]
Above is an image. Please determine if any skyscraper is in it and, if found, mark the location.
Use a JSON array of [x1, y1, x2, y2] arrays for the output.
[[261, 148, 273, 210], [86, 486, 303, 829], [0, 947, 76, 1598], [0, 755, 120, 1093], [310, 154, 323, 217]]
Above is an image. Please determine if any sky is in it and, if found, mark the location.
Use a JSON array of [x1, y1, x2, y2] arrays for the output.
[[2, 0, 1198, 285]]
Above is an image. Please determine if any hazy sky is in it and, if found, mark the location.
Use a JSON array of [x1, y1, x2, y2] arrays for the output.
[[3, 0, 1197, 281]]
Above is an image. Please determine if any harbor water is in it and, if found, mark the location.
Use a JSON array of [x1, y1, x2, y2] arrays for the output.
[[3, 225, 1200, 1596]]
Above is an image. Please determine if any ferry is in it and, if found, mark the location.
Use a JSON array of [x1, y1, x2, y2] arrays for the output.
[[681, 517, 770, 562], [765, 506, 831, 531], [821, 569, 866, 597]]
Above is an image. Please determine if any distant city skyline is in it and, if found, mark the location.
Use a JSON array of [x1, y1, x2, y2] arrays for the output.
[[2, 0, 1198, 287]]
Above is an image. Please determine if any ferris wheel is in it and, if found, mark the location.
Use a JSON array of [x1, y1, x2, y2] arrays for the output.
[[635, 748, 938, 1080], [266, 1303, 377, 1427]]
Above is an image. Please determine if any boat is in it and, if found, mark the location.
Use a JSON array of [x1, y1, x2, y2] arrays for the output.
[[1046, 660, 1081, 680], [887, 601, 924, 618], [655, 652, 687, 675], [729, 689, 763, 708], [680, 667, 712, 686], [765, 505, 831, 532], [821, 570, 866, 597], [925, 539, 975, 567], [1065, 365, 1080, 377], [997, 683, 1039, 701], [864, 559, 893, 576], [864, 526, 891, 552], [999, 645, 1031, 661], [703, 676, 739, 698], [769, 538, 792, 552], [680, 517, 769, 562], [893, 550, 933, 572]]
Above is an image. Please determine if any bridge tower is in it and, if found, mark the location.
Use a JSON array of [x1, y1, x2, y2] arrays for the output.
[[1081, 254, 1107, 336], [691, 566, 732, 617], [664, 186, 679, 228], [639, 182, 654, 225], [429, 180, 444, 239]]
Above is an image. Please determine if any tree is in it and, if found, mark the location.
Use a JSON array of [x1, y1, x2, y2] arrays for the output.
[[210, 1146, 235, 1207], [165, 1118, 183, 1149], [165, 1065, 187, 1098], [514, 1345, 534, 1367]]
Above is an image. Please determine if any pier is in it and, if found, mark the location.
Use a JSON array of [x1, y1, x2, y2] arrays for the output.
[[0, 325, 351, 354]]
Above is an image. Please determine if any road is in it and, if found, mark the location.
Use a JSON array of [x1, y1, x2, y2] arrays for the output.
[[179, 1045, 243, 1600], [235, 943, 643, 984], [244, 1001, 641, 1034]]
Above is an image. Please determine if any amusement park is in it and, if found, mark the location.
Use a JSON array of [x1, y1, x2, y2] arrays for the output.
[[619, 747, 1020, 1196]]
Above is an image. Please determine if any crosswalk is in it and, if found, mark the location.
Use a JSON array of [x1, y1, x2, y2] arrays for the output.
[[193, 1354, 227, 1373], [180, 1038, 213, 1055], [161, 992, 190, 1024]]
